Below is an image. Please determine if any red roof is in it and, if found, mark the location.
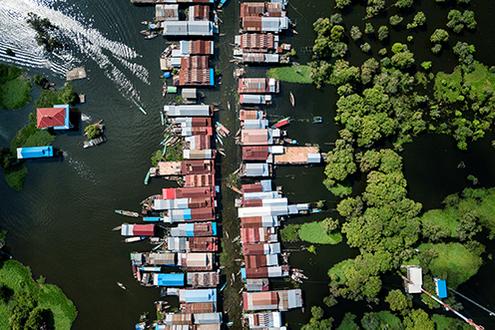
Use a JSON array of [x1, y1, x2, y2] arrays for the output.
[[36, 107, 66, 128], [133, 224, 155, 236]]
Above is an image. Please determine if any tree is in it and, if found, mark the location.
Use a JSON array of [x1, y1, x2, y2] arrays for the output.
[[366, 0, 386, 18], [360, 42, 371, 53], [390, 15, 404, 26], [395, 0, 413, 8], [385, 289, 412, 314], [430, 29, 449, 44], [350, 26, 362, 41], [407, 11, 426, 29], [453, 41, 475, 67], [335, 0, 352, 9], [24, 308, 53, 330], [323, 138, 357, 188], [403, 309, 435, 330], [364, 22, 375, 34], [301, 306, 333, 330], [377, 25, 389, 41], [447, 10, 477, 33], [391, 43, 415, 69]]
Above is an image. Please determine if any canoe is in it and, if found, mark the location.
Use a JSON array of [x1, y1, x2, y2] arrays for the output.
[[289, 92, 295, 107], [115, 210, 140, 218], [274, 117, 290, 128]]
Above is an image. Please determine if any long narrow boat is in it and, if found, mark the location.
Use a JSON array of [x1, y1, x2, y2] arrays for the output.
[[115, 209, 140, 218], [289, 91, 295, 107], [274, 117, 290, 129]]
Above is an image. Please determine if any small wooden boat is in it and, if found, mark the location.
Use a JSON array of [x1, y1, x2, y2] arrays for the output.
[[83, 136, 106, 149], [274, 117, 290, 128], [117, 282, 127, 290], [141, 20, 150, 25], [115, 209, 140, 218], [289, 92, 295, 107], [139, 30, 149, 36], [112, 226, 122, 231]]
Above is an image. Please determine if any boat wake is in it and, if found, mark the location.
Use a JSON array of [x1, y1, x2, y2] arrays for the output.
[[0, 0, 149, 112], [64, 152, 97, 184]]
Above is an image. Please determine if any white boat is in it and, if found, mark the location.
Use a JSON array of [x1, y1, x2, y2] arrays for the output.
[[117, 282, 127, 290], [289, 91, 295, 107], [124, 237, 145, 243], [114, 210, 140, 218]]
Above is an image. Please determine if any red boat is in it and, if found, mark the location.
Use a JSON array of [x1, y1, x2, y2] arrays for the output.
[[273, 117, 290, 128]]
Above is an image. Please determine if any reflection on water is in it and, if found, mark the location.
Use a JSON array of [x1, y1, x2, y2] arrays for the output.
[[0, 0, 148, 110]]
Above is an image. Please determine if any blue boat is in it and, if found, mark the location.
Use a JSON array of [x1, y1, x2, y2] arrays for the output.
[[16, 146, 53, 159]]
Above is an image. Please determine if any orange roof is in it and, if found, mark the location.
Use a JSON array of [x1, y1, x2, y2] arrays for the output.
[[36, 107, 66, 128]]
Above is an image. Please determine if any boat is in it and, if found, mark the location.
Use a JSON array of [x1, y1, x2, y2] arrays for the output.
[[144, 33, 159, 40], [312, 116, 323, 124], [141, 20, 150, 25], [289, 92, 295, 107], [274, 117, 290, 128], [218, 0, 229, 9], [83, 136, 106, 149], [162, 82, 168, 97], [139, 30, 150, 36], [115, 209, 140, 218], [124, 237, 146, 243], [112, 226, 122, 231], [117, 282, 127, 290]]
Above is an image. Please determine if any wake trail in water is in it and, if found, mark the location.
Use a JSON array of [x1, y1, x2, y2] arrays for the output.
[[64, 152, 98, 184], [0, 0, 150, 113]]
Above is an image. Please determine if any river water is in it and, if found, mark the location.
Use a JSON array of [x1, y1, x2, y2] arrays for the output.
[[0, 0, 495, 329]]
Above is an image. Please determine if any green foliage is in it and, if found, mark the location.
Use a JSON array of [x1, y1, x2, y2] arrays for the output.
[[324, 138, 356, 188], [447, 9, 477, 33], [84, 124, 103, 139], [301, 306, 333, 330], [4, 166, 28, 192], [385, 289, 412, 314], [403, 309, 434, 330], [364, 23, 375, 34], [0, 260, 76, 330], [432, 314, 471, 330], [0, 64, 31, 110], [267, 65, 312, 84], [10, 113, 55, 150], [350, 26, 362, 41], [360, 43, 371, 53], [151, 149, 164, 167], [395, 0, 414, 9], [329, 183, 353, 197], [361, 311, 402, 330], [366, 0, 386, 19], [391, 43, 415, 69], [36, 83, 76, 108], [421, 61, 432, 70], [430, 29, 449, 44], [407, 11, 426, 29], [377, 26, 389, 41], [280, 224, 301, 242], [389, 15, 404, 26], [336, 313, 360, 330], [298, 219, 343, 245], [417, 243, 483, 287], [335, 0, 352, 9]]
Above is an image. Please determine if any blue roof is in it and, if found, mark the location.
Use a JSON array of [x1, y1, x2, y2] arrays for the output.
[[53, 104, 71, 130], [435, 279, 448, 298], [212, 222, 217, 236], [17, 146, 53, 159], [209, 68, 215, 86], [155, 273, 184, 287], [240, 267, 246, 281], [183, 289, 217, 303]]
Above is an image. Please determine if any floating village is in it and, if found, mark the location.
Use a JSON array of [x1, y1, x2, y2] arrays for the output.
[[111, 0, 324, 329]]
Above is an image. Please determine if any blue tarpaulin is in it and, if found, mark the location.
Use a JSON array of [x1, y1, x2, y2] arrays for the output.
[[212, 222, 217, 236], [209, 68, 215, 86], [16, 146, 53, 159], [435, 279, 447, 298], [162, 72, 172, 79], [143, 216, 161, 222], [154, 273, 184, 287]]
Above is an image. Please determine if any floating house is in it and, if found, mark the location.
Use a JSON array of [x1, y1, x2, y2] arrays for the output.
[[240, 2, 285, 18], [153, 273, 185, 287], [244, 254, 279, 268], [171, 117, 213, 136], [243, 266, 289, 279], [242, 289, 302, 312], [179, 40, 215, 56], [240, 109, 265, 121], [404, 266, 423, 294], [155, 4, 179, 21], [170, 222, 218, 237], [36, 104, 71, 130], [178, 252, 214, 270], [238, 78, 279, 94], [167, 237, 219, 252], [240, 94, 272, 105], [241, 227, 279, 243], [179, 289, 217, 303], [241, 163, 272, 178], [244, 312, 284, 329], [131, 251, 176, 266], [182, 88, 198, 100], [240, 216, 280, 228], [187, 271, 220, 288], [245, 278, 270, 292], [235, 53, 281, 64], [241, 129, 280, 146], [131, 0, 214, 3], [234, 33, 278, 53], [164, 105, 212, 117], [242, 243, 281, 256], [241, 16, 290, 33], [180, 302, 216, 314], [163, 187, 215, 199], [162, 21, 215, 37], [16, 146, 53, 160], [273, 146, 322, 165], [241, 180, 273, 193], [120, 224, 155, 237]]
